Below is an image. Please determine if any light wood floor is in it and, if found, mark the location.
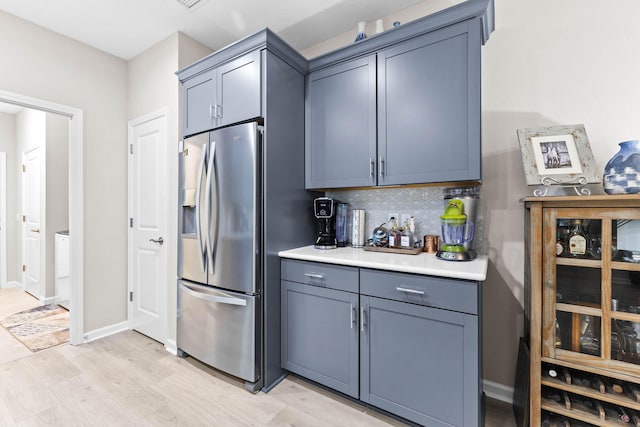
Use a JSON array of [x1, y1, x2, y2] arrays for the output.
[[0, 288, 42, 365], [0, 288, 516, 426]]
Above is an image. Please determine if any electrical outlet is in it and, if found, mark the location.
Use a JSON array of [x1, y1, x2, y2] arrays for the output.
[[388, 212, 399, 225]]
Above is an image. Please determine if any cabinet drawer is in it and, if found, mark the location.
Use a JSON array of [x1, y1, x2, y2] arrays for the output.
[[281, 259, 358, 293], [360, 269, 478, 315]]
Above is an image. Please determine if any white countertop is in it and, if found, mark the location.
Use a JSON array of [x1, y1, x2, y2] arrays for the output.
[[278, 246, 488, 282]]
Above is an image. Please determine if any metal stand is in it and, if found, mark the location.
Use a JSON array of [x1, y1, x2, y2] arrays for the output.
[[532, 176, 591, 197]]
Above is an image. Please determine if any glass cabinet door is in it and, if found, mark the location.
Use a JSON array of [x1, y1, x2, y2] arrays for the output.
[[611, 219, 640, 366], [543, 208, 640, 373]]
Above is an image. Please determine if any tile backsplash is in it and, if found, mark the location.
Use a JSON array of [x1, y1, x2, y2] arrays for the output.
[[326, 186, 484, 254]]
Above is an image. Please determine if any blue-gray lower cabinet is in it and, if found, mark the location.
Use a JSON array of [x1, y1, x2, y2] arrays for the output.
[[281, 280, 359, 398], [360, 295, 479, 427], [281, 259, 482, 426]]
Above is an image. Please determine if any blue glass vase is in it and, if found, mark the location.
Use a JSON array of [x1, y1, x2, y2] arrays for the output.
[[603, 140, 640, 194], [354, 22, 366, 42]]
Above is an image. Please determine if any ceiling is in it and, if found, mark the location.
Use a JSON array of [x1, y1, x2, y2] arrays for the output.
[[0, 0, 429, 60]]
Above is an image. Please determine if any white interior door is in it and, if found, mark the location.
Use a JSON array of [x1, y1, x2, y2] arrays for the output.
[[128, 110, 167, 343], [23, 146, 41, 298]]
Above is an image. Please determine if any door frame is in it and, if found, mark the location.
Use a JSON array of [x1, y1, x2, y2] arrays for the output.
[[0, 152, 6, 288], [0, 89, 84, 345], [127, 108, 168, 344]]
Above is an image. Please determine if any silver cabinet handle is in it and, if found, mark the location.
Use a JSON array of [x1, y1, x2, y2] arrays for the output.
[[350, 304, 357, 329], [216, 104, 223, 118], [369, 157, 375, 179], [396, 287, 425, 295], [379, 156, 385, 178], [360, 306, 367, 332], [149, 237, 164, 245], [31, 228, 40, 233], [303, 273, 324, 280], [209, 104, 215, 120]]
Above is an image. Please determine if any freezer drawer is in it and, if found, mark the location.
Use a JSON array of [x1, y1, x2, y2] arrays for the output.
[[177, 280, 260, 383]]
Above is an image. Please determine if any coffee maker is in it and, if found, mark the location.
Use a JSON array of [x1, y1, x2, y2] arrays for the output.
[[314, 197, 337, 249]]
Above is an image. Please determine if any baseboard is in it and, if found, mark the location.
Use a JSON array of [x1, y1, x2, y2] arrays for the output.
[[41, 295, 58, 305], [5, 281, 21, 289], [165, 339, 178, 355], [483, 379, 514, 404], [83, 321, 129, 343]]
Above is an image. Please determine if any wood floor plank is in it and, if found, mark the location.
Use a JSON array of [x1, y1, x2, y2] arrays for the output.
[[0, 324, 516, 426]]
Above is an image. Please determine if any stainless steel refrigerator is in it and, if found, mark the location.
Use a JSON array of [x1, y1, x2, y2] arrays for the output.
[[178, 122, 263, 390]]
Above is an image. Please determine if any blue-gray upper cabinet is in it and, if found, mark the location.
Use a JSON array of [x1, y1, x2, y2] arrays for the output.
[[182, 50, 261, 137], [305, 55, 377, 189], [305, 19, 482, 189]]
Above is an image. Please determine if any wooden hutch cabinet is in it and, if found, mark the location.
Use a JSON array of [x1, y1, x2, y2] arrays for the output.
[[525, 195, 640, 426]]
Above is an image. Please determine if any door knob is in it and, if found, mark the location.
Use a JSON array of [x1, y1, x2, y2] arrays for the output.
[[149, 237, 164, 245]]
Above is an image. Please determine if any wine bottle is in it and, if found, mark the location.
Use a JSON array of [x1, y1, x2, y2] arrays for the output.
[[625, 382, 640, 403], [617, 406, 631, 423]]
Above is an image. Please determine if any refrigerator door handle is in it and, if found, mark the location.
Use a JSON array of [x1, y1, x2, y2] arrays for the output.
[[205, 140, 217, 271], [196, 143, 208, 273], [180, 282, 247, 306]]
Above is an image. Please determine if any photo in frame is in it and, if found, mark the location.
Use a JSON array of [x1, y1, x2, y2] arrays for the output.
[[517, 124, 601, 187]]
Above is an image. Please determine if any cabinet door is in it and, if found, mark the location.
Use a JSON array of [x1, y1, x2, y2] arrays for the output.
[[216, 50, 262, 127], [544, 208, 640, 373], [360, 296, 480, 427], [305, 55, 377, 189], [183, 71, 216, 137], [281, 280, 359, 398], [378, 19, 481, 185]]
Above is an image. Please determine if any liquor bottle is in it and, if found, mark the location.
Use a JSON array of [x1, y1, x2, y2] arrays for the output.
[[409, 216, 420, 248], [555, 231, 566, 256], [555, 318, 562, 348], [400, 220, 414, 248], [568, 219, 588, 257], [388, 218, 401, 248]]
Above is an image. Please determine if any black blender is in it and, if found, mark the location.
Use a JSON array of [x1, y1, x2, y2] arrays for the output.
[[314, 197, 337, 249]]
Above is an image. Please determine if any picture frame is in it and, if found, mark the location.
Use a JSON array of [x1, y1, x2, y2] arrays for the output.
[[517, 124, 601, 188]]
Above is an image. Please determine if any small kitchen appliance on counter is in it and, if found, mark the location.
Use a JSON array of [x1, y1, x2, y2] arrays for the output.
[[314, 197, 337, 249], [436, 199, 477, 261], [336, 202, 349, 247]]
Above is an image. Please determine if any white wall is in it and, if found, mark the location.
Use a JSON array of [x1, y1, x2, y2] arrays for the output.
[[0, 10, 128, 332], [0, 113, 17, 284], [481, 0, 640, 389], [303, 0, 640, 393]]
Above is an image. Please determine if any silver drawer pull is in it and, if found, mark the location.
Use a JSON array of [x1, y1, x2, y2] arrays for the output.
[[396, 287, 425, 295], [304, 273, 324, 280]]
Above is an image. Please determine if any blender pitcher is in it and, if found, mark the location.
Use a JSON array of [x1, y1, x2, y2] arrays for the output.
[[436, 199, 476, 261]]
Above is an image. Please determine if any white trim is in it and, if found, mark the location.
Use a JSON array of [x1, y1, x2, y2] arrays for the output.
[[483, 379, 514, 404], [6, 280, 20, 289], [165, 339, 178, 355], [0, 152, 6, 288], [83, 321, 129, 343], [0, 89, 84, 345], [40, 295, 58, 305]]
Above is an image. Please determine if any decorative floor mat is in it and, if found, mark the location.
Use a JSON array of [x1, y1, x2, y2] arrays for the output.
[[0, 304, 69, 352]]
